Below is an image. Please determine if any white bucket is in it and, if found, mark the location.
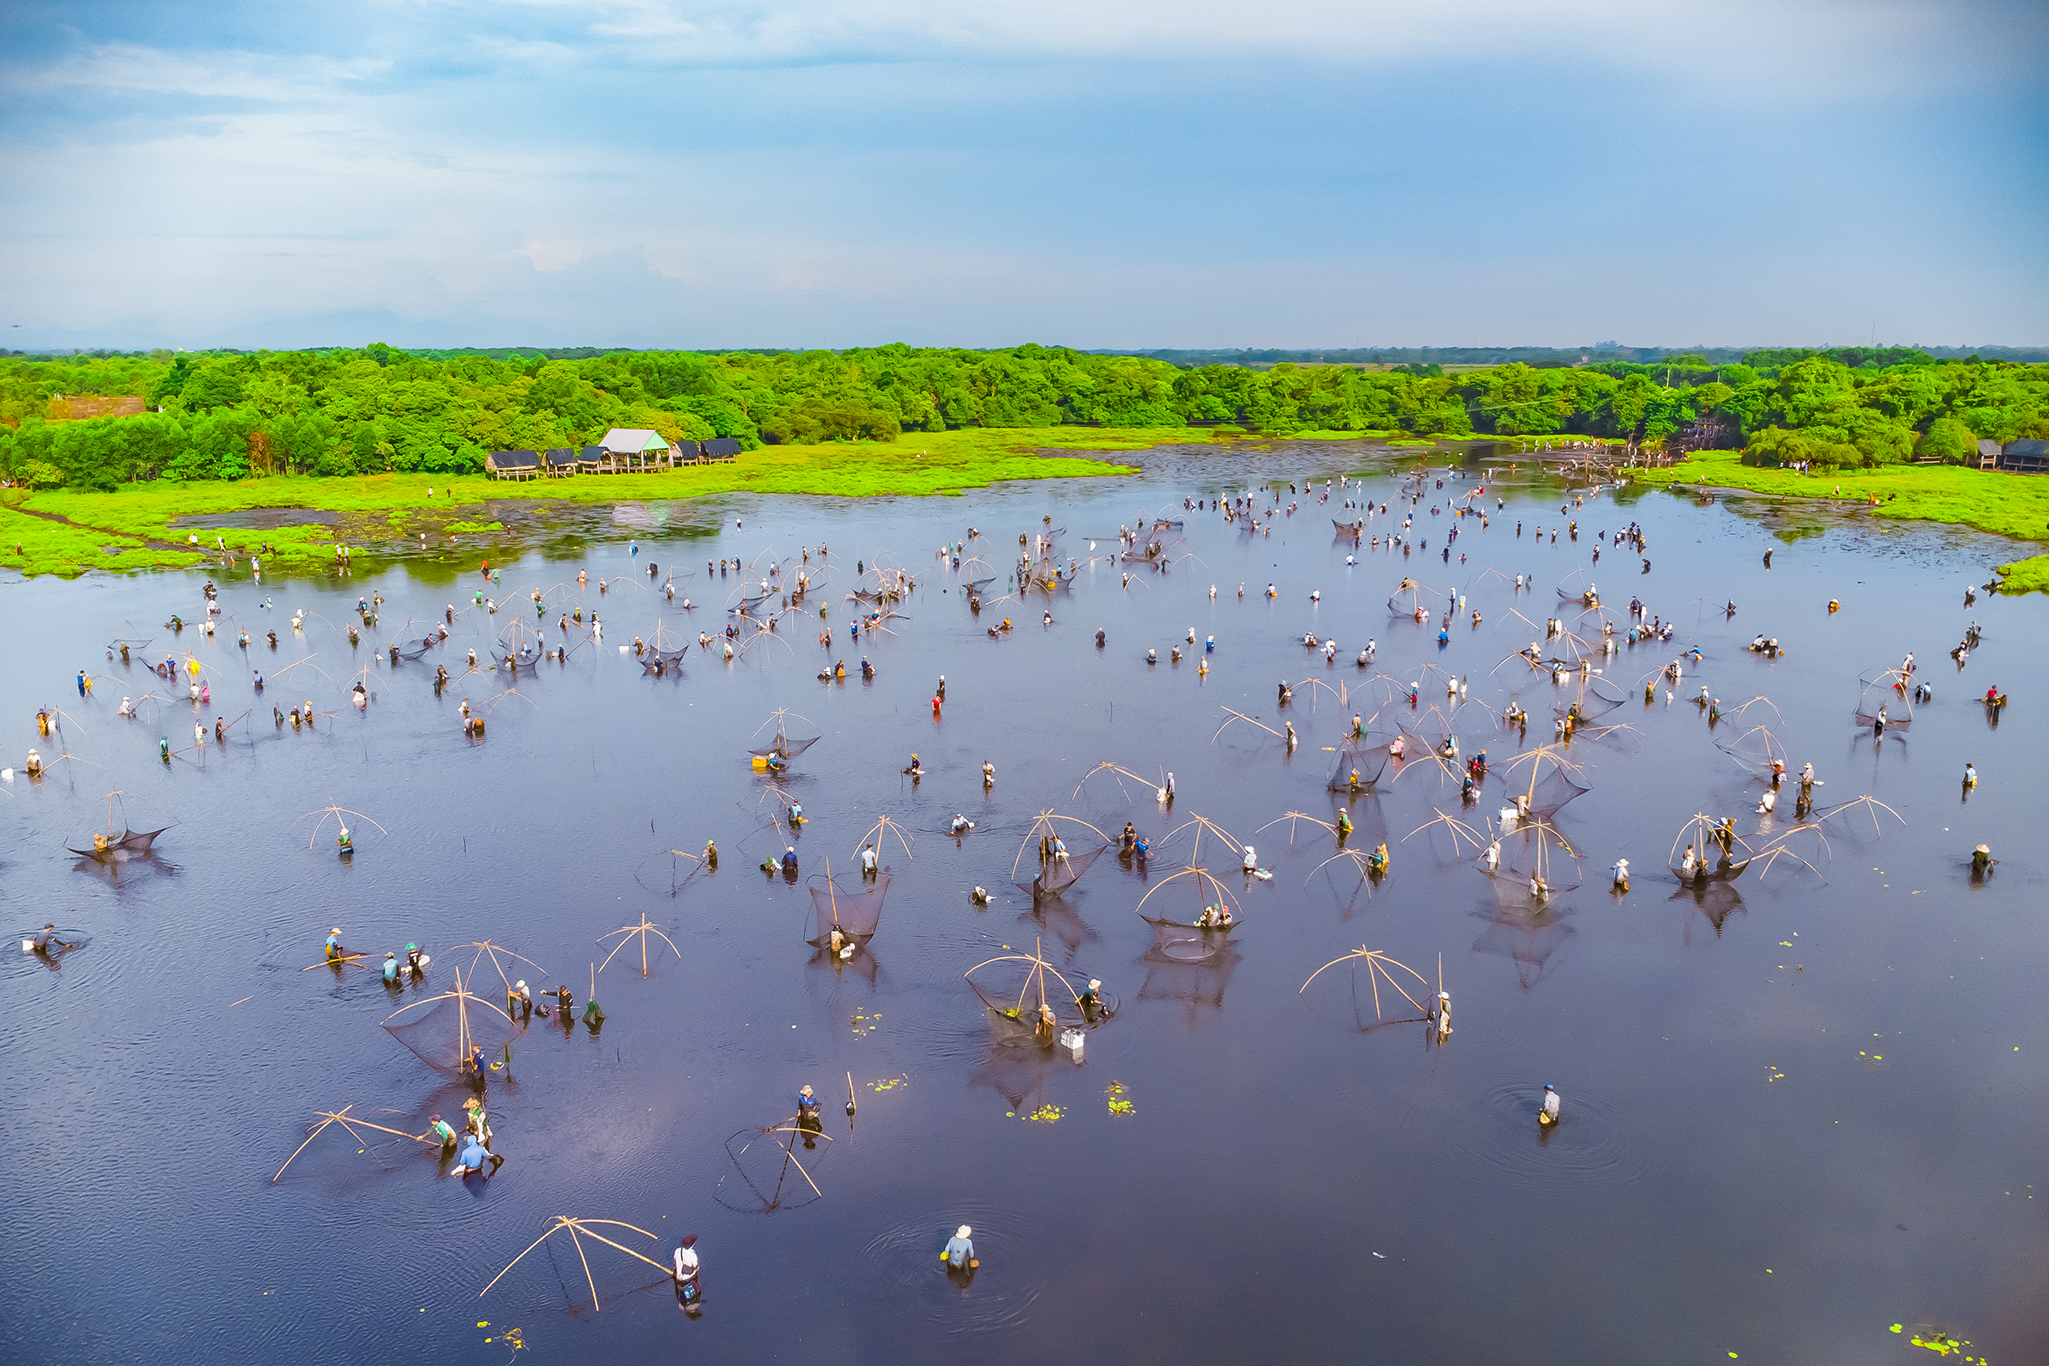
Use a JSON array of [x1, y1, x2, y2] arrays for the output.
[[1499, 806, 1520, 829], [21, 940, 34, 953], [1059, 1029, 1085, 1061], [619, 644, 629, 653]]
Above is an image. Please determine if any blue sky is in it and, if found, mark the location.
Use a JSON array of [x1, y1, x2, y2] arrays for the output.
[[2, 0, 2044, 349]]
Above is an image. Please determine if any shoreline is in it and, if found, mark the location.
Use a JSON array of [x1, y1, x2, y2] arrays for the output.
[[1631, 449, 2049, 593], [0, 425, 1480, 579], [1, 428, 1162, 579]]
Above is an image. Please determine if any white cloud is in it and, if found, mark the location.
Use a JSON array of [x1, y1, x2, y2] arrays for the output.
[[16, 41, 389, 101], [479, 0, 2040, 93]]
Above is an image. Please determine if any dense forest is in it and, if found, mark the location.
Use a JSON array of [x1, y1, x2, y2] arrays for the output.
[[1, 344, 2044, 490]]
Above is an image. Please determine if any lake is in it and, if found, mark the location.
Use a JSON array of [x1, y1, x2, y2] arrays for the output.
[[3, 439, 2044, 1365]]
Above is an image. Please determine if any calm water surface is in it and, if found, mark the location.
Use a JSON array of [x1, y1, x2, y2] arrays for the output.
[[3, 442, 2045, 1365]]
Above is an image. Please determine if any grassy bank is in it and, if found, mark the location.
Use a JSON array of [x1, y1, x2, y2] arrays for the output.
[[1634, 449, 2049, 593], [2, 428, 1172, 578]]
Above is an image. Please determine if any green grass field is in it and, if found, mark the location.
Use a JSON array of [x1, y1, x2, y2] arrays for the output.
[[1, 429, 1168, 577], [1635, 449, 2049, 593]]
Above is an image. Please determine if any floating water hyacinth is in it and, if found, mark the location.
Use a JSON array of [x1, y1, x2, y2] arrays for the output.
[[1106, 1081, 1135, 1115], [1025, 1104, 1064, 1123], [1888, 1323, 1979, 1358]]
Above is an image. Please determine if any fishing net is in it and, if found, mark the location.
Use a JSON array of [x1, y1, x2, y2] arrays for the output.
[[383, 993, 512, 1075], [1386, 580, 1440, 617], [1139, 915, 1236, 963], [1672, 854, 1749, 885], [1139, 944, 1239, 1015], [714, 1122, 829, 1213], [1502, 766, 1590, 821], [1715, 729, 1787, 782], [1670, 880, 1745, 933], [1325, 740, 1395, 793], [748, 733, 820, 761], [68, 827, 169, 861], [1573, 675, 1630, 716], [732, 589, 772, 616], [641, 650, 688, 676], [1470, 904, 1575, 989], [807, 873, 889, 946], [1333, 518, 1364, 535], [1014, 844, 1106, 901], [1854, 669, 1913, 728]]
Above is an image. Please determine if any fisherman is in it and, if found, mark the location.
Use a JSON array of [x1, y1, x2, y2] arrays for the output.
[[1367, 843, 1389, 876], [325, 927, 346, 960], [25, 748, 43, 777], [672, 1235, 701, 1302], [1611, 857, 1630, 891], [406, 943, 427, 973], [1241, 844, 1258, 874], [781, 846, 799, 874], [1963, 762, 1978, 789], [1539, 1085, 1561, 1126], [428, 1113, 458, 1148], [944, 1225, 978, 1271], [983, 760, 995, 786], [1430, 991, 1452, 1041], [381, 952, 400, 984], [509, 980, 533, 1018], [553, 984, 574, 1021], [1971, 844, 1993, 877], [31, 923, 67, 955], [704, 840, 718, 870], [950, 814, 973, 835], [1757, 789, 1776, 815], [860, 843, 880, 875], [453, 1133, 502, 1176], [904, 753, 923, 777], [798, 1085, 822, 1125], [1077, 979, 1102, 1014]]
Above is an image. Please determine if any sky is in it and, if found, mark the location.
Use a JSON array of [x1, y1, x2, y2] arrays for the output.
[[1, 0, 2045, 351]]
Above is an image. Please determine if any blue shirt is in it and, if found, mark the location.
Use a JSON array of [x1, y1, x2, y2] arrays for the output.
[[944, 1235, 974, 1268], [458, 1140, 488, 1170]]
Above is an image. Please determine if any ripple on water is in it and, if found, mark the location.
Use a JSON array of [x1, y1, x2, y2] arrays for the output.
[[1422, 1079, 1646, 1194], [861, 1200, 1052, 1336]]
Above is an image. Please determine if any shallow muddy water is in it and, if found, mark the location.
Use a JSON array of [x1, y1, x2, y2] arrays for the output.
[[3, 441, 2045, 1364]]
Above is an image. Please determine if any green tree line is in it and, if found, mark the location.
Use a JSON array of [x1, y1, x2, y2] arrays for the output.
[[2, 344, 2044, 490]]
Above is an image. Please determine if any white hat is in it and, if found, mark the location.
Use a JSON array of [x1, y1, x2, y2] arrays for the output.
[[1088, 979, 1101, 991], [515, 980, 526, 990], [331, 927, 342, 935], [957, 1225, 972, 1238]]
